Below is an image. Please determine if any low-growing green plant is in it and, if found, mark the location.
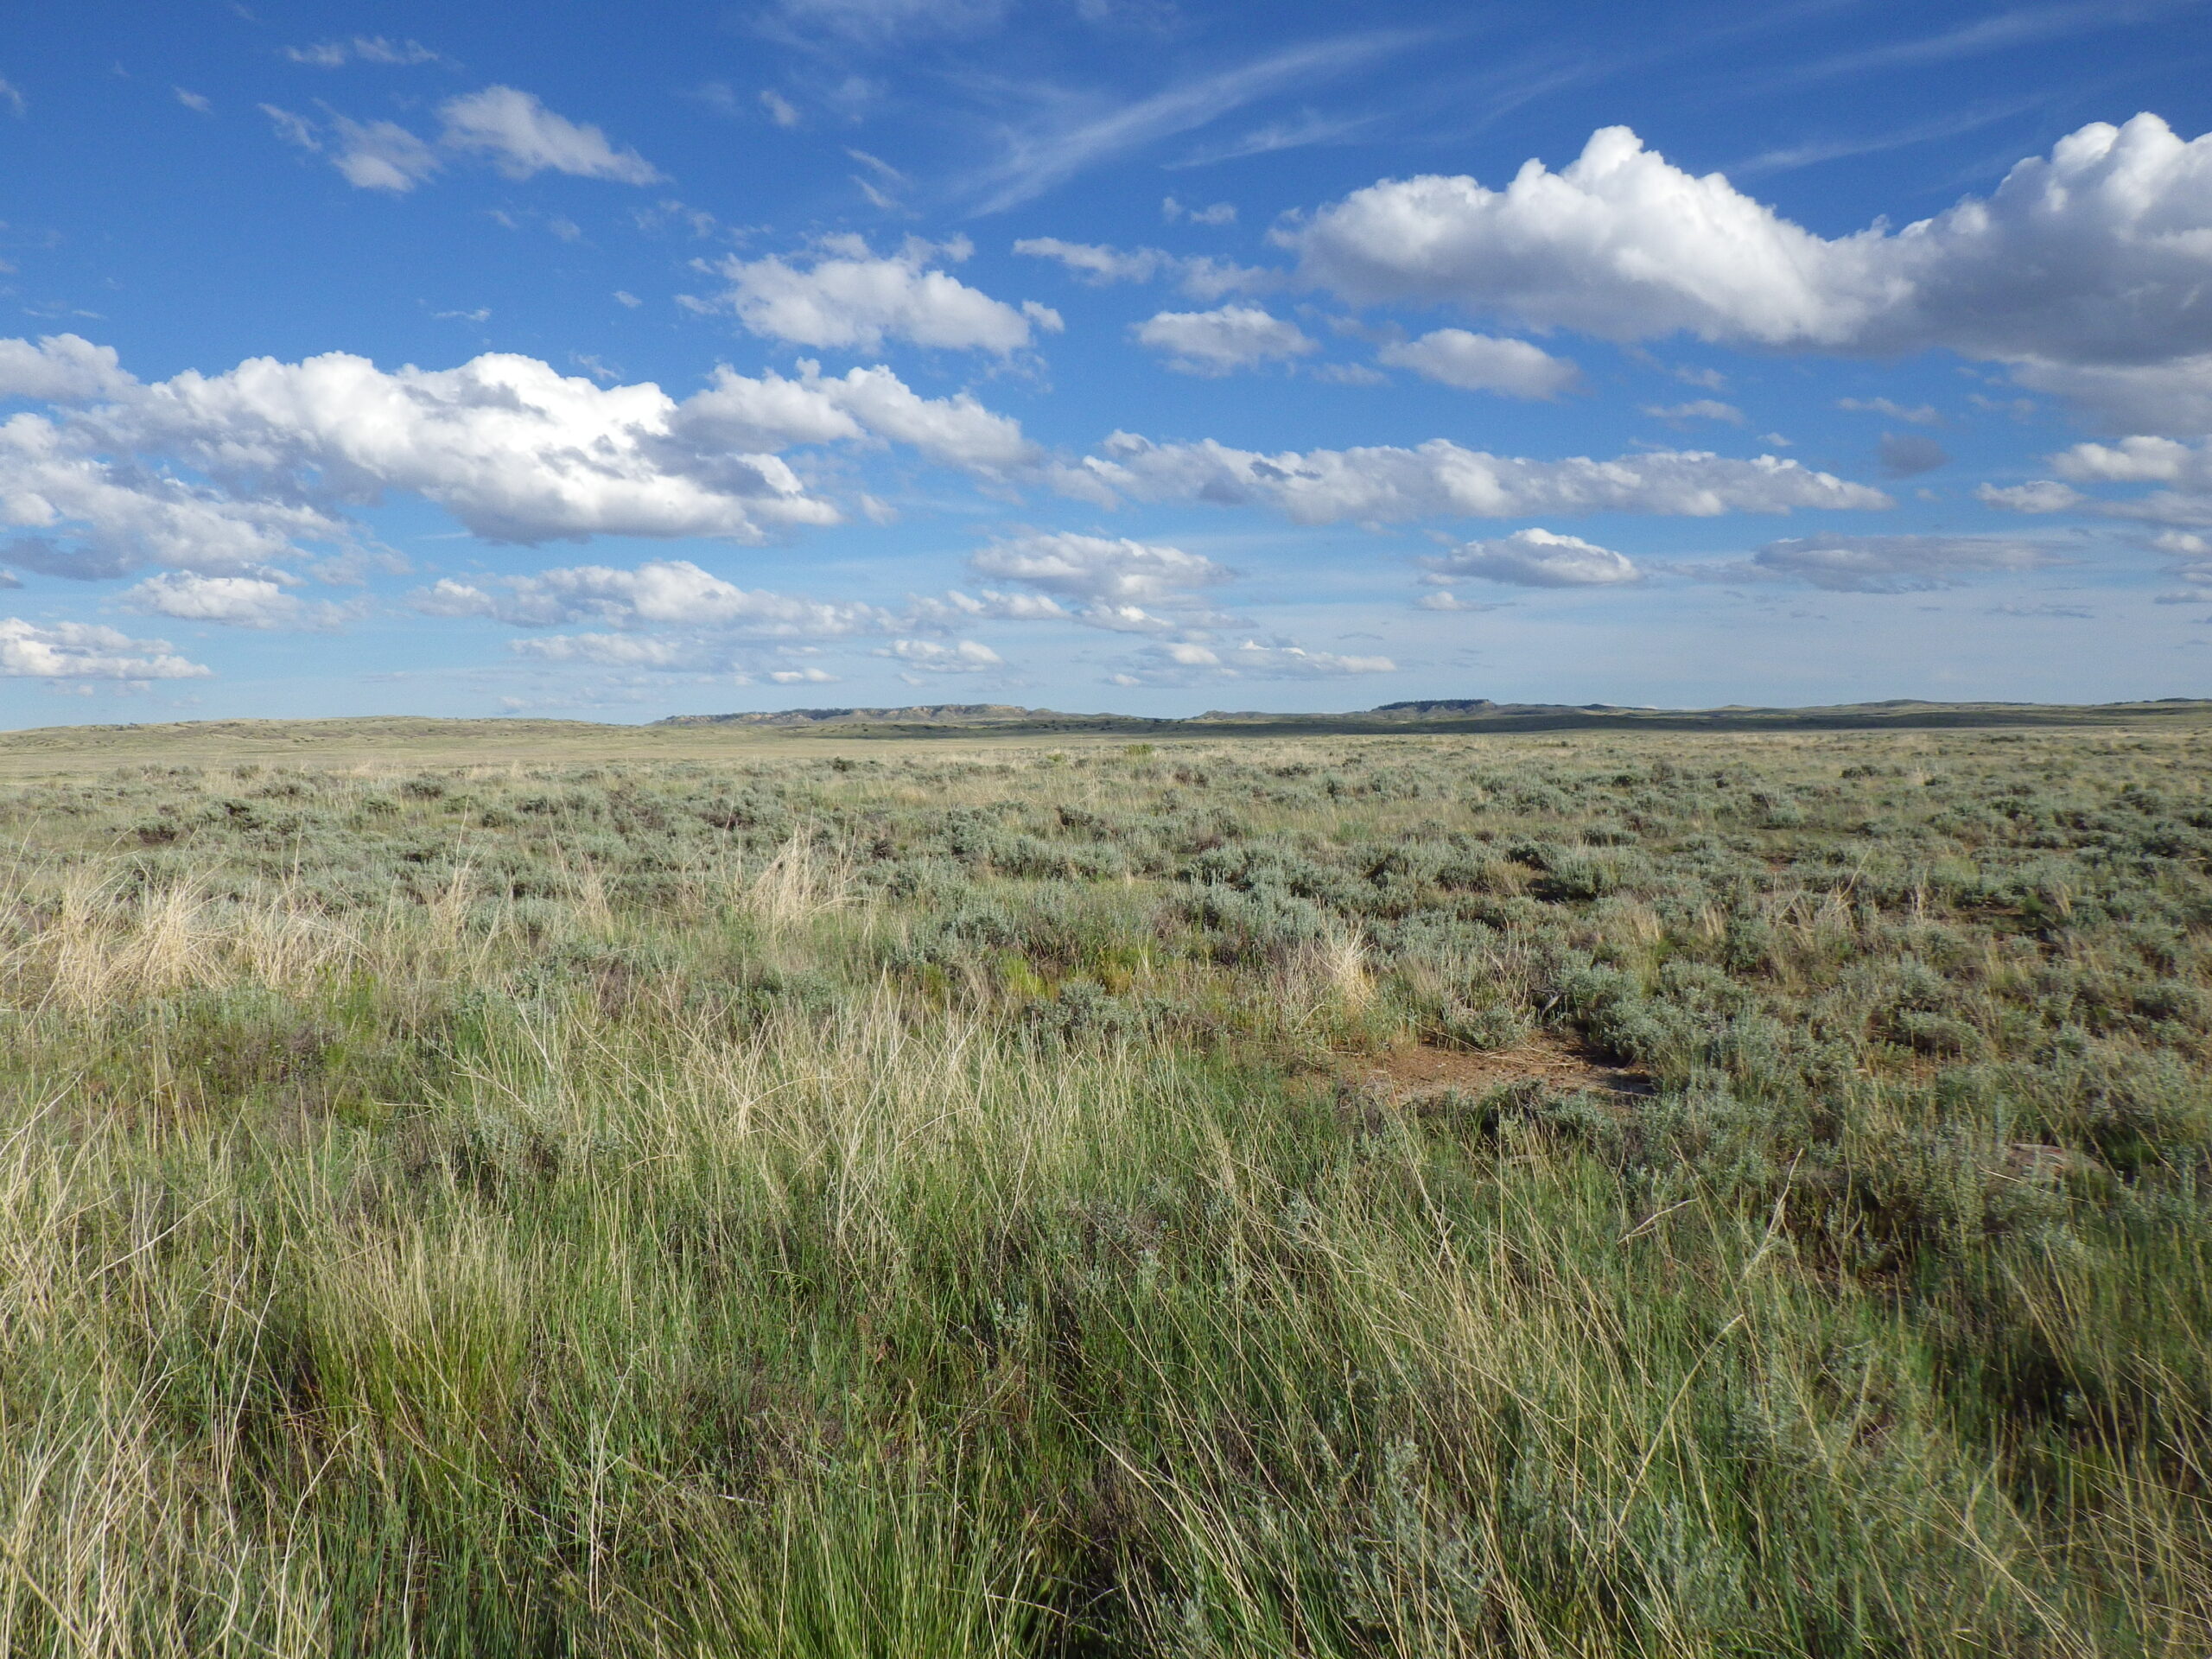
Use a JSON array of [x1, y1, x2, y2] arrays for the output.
[[0, 724, 2205, 1654]]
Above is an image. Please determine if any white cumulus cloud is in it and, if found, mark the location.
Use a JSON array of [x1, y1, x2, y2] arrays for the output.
[[882, 638, 1005, 673], [1978, 480, 2085, 512], [2028, 433, 2212, 527], [0, 412, 340, 580], [1070, 431, 1891, 523], [264, 87, 660, 194], [697, 235, 1058, 354], [0, 335, 135, 403], [965, 530, 1235, 632], [969, 531, 1230, 604], [121, 572, 345, 630], [410, 561, 895, 636], [509, 632, 698, 667], [0, 338, 1047, 577], [437, 86, 663, 183], [676, 361, 1039, 475], [1133, 306, 1316, 375], [1291, 115, 2212, 425], [1376, 330, 1580, 398], [1423, 527, 1640, 587], [899, 588, 1072, 631], [0, 618, 209, 680], [329, 118, 443, 192], [118, 350, 835, 548], [2051, 435, 2209, 486]]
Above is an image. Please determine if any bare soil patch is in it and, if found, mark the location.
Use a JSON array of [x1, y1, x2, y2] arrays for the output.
[[1344, 1033, 1654, 1103]]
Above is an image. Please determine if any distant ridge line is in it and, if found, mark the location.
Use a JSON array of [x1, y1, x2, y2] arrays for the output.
[[0, 700, 2204, 760], [658, 704, 1040, 727], [652, 697, 2212, 736]]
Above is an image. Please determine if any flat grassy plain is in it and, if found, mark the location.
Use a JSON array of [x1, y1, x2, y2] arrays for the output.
[[1, 719, 2209, 1656]]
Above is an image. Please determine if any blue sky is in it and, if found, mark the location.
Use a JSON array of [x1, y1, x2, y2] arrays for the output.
[[1, 1, 2210, 721]]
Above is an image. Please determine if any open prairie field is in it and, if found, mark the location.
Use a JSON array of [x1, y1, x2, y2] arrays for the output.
[[1, 721, 2209, 1656]]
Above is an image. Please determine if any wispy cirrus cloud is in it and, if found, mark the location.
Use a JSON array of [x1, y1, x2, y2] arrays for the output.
[[962, 31, 1421, 213], [1782, 0, 2202, 84], [1838, 397, 1941, 425], [1733, 98, 2046, 177], [281, 36, 448, 68], [1704, 532, 2063, 592], [1013, 237, 1274, 301], [1106, 637, 1395, 686], [759, 0, 1009, 48], [1166, 108, 1378, 170]]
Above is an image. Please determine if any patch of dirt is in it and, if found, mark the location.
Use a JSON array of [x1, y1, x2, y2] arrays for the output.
[[1345, 1033, 1655, 1103]]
